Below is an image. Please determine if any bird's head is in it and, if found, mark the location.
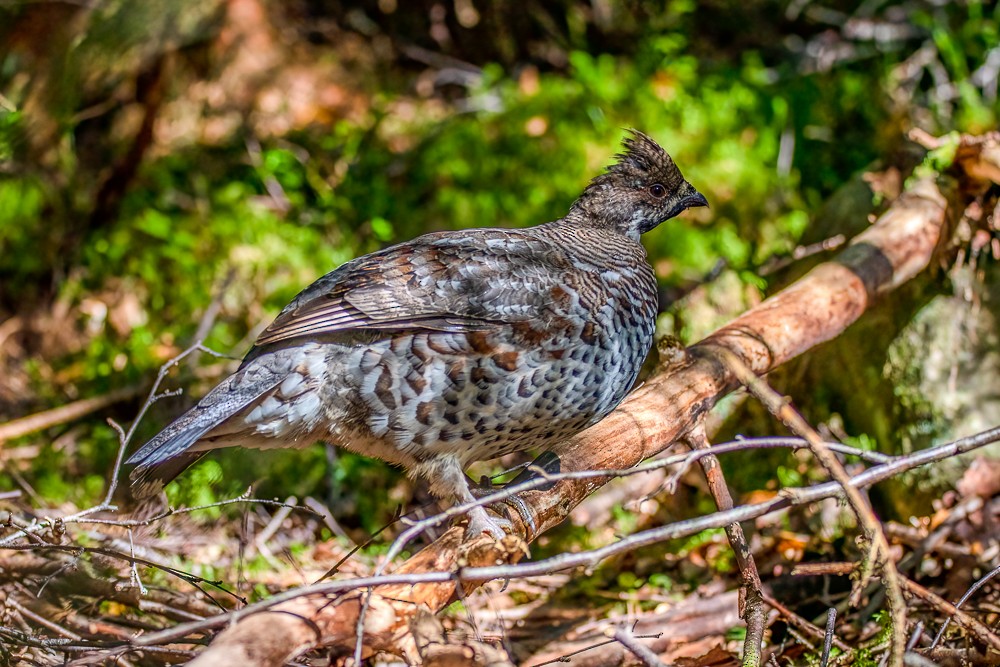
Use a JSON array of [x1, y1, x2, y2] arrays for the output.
[[569, 130, 707, 240]]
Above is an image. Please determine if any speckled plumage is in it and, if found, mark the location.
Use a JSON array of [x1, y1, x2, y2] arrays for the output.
[[126, 130, 707, 537]]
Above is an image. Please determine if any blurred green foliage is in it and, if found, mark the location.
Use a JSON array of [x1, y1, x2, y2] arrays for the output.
[[0, 0, 997, 528]]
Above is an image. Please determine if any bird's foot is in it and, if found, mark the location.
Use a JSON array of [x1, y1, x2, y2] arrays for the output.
[[463, 505, 512, 541], [462, 452, 562, 537], [463, 473, 524, 537]]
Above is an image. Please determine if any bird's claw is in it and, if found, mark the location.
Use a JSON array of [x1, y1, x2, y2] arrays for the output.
[[461, 453, 560, 537], [464, 505, 512, 540]]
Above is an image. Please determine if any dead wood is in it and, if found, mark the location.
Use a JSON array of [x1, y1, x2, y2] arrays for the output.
[[518, 591, 740, 666], [177, 136, 1000, 666], [688, 427, 767, 665], [899, 576, 1000, 653], [0, 384, 145, 444]]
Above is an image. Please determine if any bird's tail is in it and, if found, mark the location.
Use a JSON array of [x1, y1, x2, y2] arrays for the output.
[[125, 365, 284, 499]]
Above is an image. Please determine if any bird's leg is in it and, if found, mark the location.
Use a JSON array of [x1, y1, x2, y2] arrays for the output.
[[463, 471, 525, 536], [418, 455, 511, 540], [466, 451, 561, 498]]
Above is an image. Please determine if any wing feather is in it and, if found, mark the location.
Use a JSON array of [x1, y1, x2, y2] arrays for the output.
[[254, 229, 570, 347]]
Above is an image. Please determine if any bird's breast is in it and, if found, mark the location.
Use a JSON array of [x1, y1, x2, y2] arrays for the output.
[[317, 255, 659, 465]]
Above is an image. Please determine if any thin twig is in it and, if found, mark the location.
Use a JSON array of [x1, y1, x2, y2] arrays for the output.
[[717, 348, 908, 667], [688, 426, 765, 667], [900, 575, 1000, 652], [127, 528, 148, 596], [531, 638, 619, 666], [820, 608, 837, 667], [929, 561, 1000, 648], [127, 423, 1000, 650], [0, 542, 245, 608], [0, 342, 228, 547], [76, 494, 318, 528], [189, 269, 236, 366], [762, 594, 851, 653], [759, 234, 848, 276], [612, 626, 666, 667], [907, 621, 924, 651], [6, 598, 82, 640]]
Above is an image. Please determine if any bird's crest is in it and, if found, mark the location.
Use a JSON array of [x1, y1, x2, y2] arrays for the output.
[[607, 129, 678, 180]]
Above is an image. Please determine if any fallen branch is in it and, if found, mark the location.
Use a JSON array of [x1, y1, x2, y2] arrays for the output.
[[794, 563, 1000, 656], [688, 427, 767, 667], [0, 434, 899, 664], [171, 136, 998, 664], [612, 626, 667, 667], [0, 342, 227, 547], [116, 425, 1000, 653], [900, 576, 1000, 654], [719, 349, 906, 664], [0, 384, 145, 444], [930, 561, 1000, 648], [761, 594, 851, 655]]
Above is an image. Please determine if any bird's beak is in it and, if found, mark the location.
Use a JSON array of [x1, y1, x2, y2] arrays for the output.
[[665, 187, 709, 221], [682, 189, 709, 210]]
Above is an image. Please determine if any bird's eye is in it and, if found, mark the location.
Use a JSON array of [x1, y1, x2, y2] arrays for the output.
[[648, 183, 667, 198]]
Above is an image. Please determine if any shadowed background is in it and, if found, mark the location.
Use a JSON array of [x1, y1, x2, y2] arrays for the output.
[[0, 0, 997, 552]]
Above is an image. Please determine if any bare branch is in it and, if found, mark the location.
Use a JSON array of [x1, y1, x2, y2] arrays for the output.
[[821, 608, 837, 667], [0, 542, 245, 609], [718, 348, 908, 667], [127, 424, 1000, 653], [0, 341, 231, 546], [0, 385, 145, 444], [762, 593, 851, 654], [929, 561, 1000, 648], [612, 626, 666, 667], [900, 576, 1000, 653], [688, 426, 766, 667]]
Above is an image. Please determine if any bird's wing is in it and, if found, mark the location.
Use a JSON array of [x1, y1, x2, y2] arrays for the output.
[[254, 229, 573, 347]]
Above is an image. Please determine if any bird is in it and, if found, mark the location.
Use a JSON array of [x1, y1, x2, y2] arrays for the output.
[[125, 130, 708, 538]]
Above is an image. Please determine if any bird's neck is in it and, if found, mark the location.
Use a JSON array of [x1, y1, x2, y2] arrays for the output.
[[555, 207, 641, 243]]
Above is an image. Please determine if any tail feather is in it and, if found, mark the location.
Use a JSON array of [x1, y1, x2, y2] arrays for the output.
[[126, 364, 285, 499], [129, 450, 209, 499]]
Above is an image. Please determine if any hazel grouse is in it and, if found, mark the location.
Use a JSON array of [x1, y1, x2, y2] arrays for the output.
[[126, 130, 708, 538]]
